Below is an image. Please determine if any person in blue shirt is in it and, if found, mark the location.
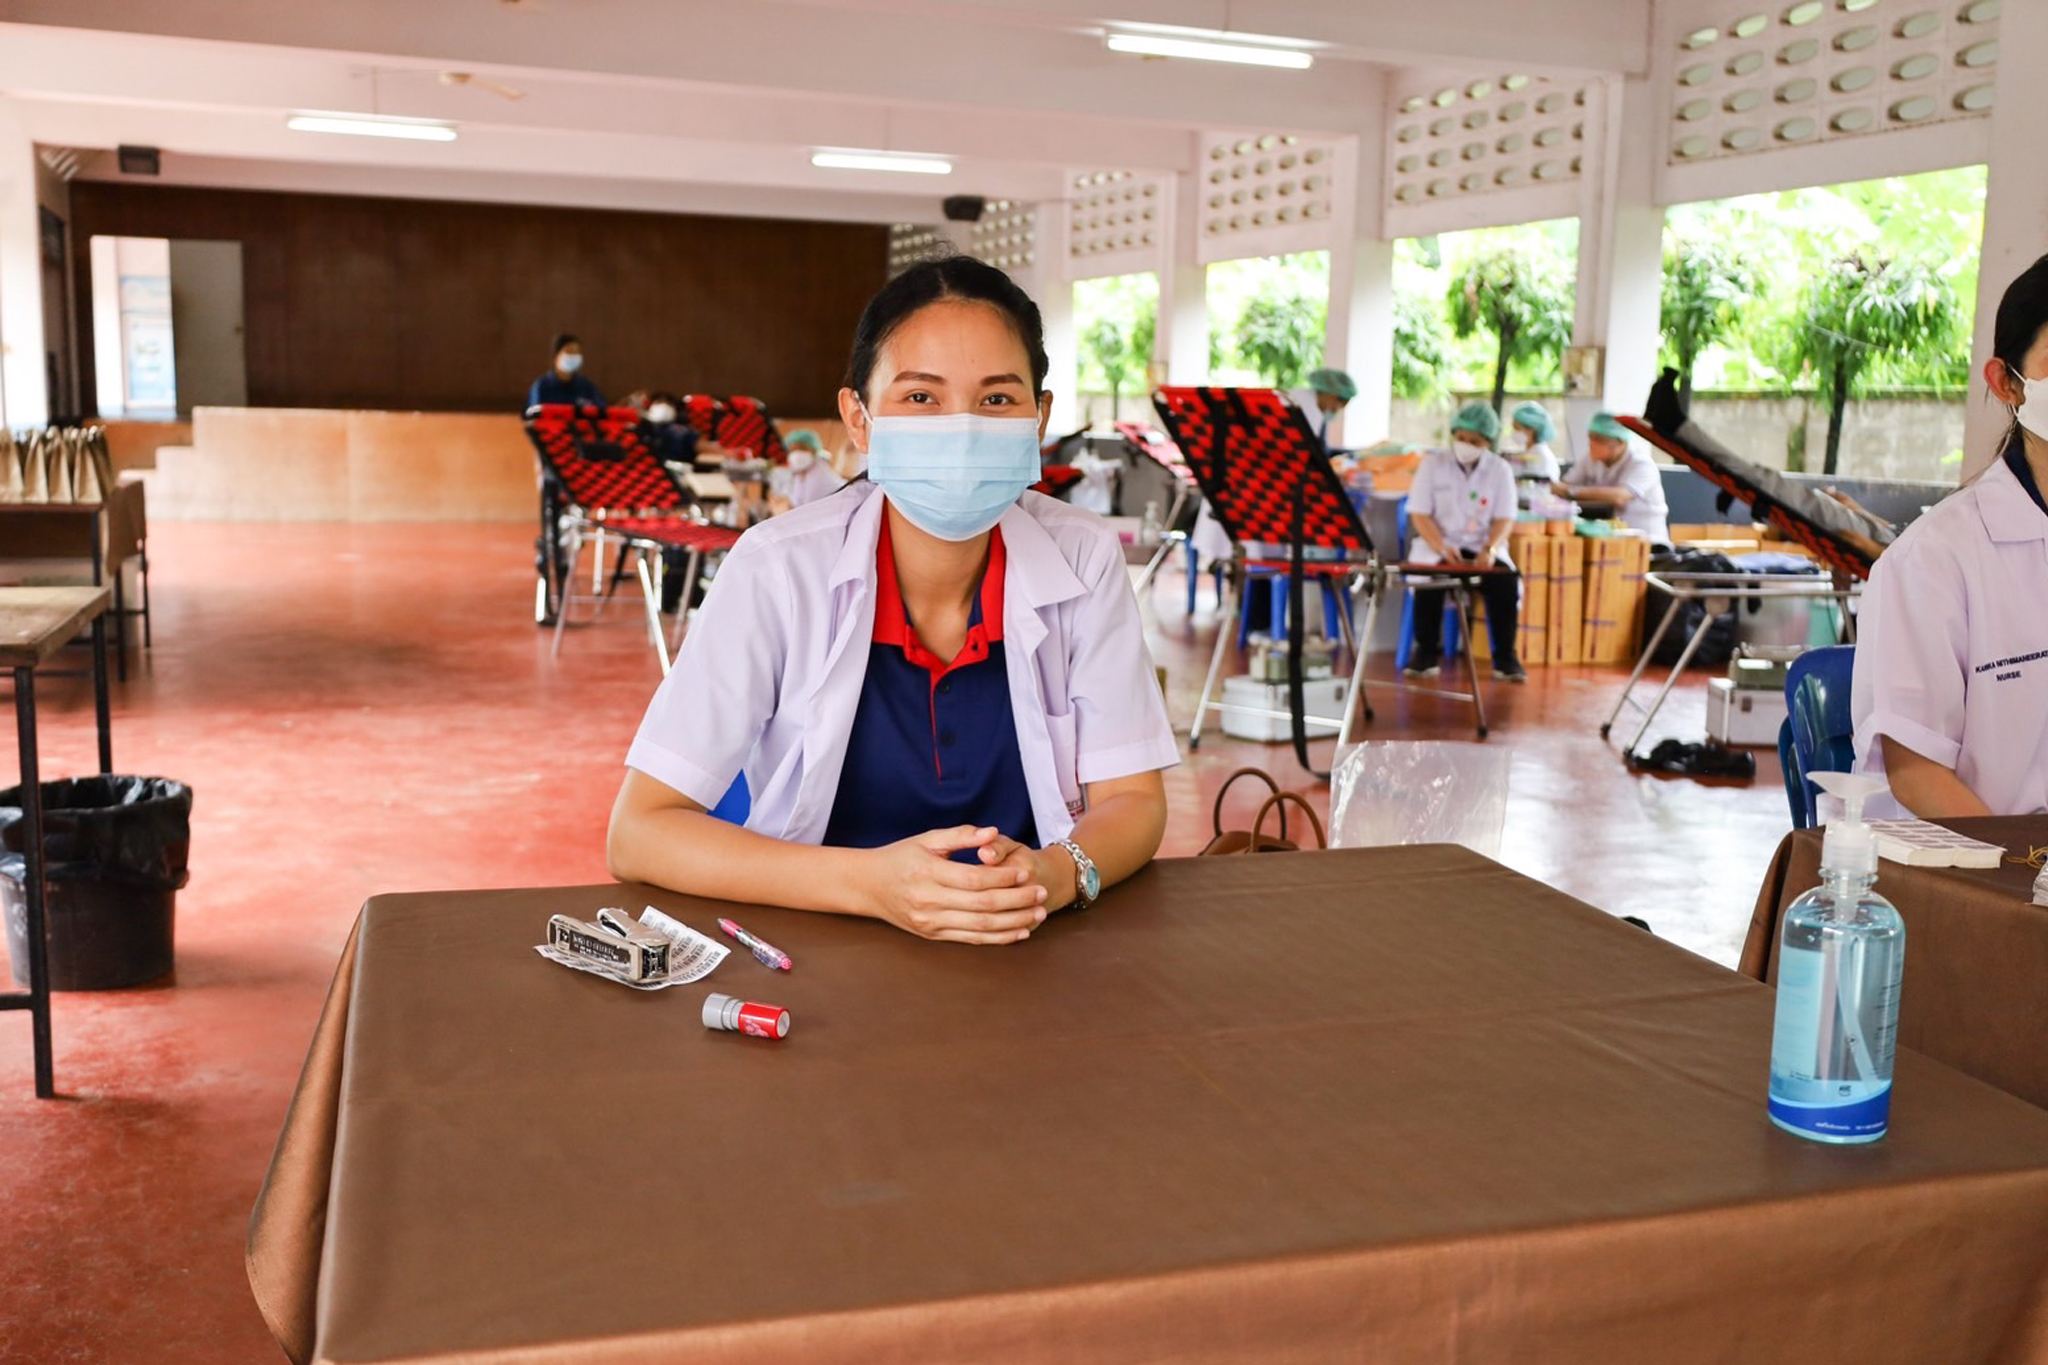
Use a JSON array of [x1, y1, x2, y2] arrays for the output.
[[526, 333, 606, 410]]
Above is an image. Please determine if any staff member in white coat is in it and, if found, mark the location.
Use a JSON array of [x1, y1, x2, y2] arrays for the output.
[[1404, 402, 1526, 682], [773, 428, 846, 510], [1553, 412, 1671, 547], [1852, 253, 2048, 817], [1506, 401, 1563, 488], [609, 256, 1177, 944]]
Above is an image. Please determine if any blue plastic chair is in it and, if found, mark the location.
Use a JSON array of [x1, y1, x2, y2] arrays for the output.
[[1391, 495, 1464, 670], [1780, 645, 1856, 829]]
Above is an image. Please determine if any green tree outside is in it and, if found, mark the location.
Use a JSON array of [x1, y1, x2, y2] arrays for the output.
[[1446, 240, 1574, 415]]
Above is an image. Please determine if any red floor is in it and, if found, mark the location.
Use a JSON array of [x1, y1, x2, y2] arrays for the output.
[[0, 521, 1789, 1363]]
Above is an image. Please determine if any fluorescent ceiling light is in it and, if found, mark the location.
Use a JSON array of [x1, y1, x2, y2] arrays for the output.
[[811, 150, 953, 175], [287, 113, 457, 142], [1105, 33, 1313, 69]]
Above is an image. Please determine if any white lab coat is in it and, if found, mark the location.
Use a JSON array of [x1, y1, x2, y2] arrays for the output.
[[783, 460, 845, 508], [1505, 439, 1561, 483], [1564, 447, 1670, 545], [1852, 454, 2048, 815], [1406, 450, 1519, 567], [626, 481, 1180, 844]]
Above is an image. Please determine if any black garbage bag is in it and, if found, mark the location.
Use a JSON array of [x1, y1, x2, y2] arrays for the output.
[[0, 777, 192, 991], [1645, 548, 1741, 668]]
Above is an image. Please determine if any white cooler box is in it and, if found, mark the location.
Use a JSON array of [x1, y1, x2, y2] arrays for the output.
[[1707, 677, 1787, 748], [1219, 675, 1348, 743]]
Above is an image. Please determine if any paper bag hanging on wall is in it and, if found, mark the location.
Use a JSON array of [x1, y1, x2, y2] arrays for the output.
[[0, 432, 20, 504]]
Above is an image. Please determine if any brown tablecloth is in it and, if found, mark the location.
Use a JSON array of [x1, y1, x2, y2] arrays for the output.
[[1747, 815, 2048, 1112], [252, 848, 2048, 1365]]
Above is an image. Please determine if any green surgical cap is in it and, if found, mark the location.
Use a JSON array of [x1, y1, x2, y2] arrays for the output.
[[1449, 401, 1501, 445], [1308, 368, 1358, 401], [1510, 401, 1555, 444], [1587, 412, 1628, 442], [784, 428, 823, 452]]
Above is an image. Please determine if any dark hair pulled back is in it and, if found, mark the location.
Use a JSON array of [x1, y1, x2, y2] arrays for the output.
[[1991, 253, 2048, 454], [551, 332, 580, 355], [843, 255, 1049, 401]]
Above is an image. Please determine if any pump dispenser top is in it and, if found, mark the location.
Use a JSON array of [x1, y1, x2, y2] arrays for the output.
[[1809, 772, 1888, 881]]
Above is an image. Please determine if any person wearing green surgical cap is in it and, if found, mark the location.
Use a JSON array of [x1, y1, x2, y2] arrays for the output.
[[1552, 411, 1671, 547], [1404, 400, 1526, 682], [774, 427, 847, 510], [1505, 401, 1562, 495], [1307, 368, 1359, 452]]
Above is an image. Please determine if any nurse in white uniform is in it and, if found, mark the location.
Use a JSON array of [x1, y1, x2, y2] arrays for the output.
[[609, 256, 1177, 944], [1403, 402, 1526, 682], [1554, 412, 1671, 547], [775, 428, 845, 509], [1853, 253, 2048, 817], [1506, 401, 1563, 490]]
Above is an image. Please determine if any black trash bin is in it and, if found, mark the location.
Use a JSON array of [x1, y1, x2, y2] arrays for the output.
[[0, 776, 192, 991]]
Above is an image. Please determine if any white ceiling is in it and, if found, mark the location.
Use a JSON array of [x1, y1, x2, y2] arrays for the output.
[[0, 0, 1654, 223]]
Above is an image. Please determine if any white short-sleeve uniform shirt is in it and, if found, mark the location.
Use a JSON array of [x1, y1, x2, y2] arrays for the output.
[[1564, 447, 1671, 545], [1407, 449, 1519, 566], [1852, 454, 2048, 815], [626, 482, 1181, 845]]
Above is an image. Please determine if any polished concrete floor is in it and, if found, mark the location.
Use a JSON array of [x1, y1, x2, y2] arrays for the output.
[[0, 521, 1790, 1363]]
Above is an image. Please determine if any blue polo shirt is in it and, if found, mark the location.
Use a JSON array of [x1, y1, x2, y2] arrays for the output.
[[822, 519, 1037, 857]]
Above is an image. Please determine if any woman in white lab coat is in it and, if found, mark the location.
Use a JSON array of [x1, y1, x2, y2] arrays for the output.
[[609, 256, 1177, 944], [1852, 253, 2048, 817]]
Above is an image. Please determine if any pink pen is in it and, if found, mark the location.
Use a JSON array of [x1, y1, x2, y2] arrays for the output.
[[718, 918, 792, 971]]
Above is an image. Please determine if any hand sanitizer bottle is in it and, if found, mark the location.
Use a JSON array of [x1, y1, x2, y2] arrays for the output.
[[1768, 772, 1905, 1144]]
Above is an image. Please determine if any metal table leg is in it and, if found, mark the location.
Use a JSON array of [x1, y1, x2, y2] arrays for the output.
[[1451, 585, 1489, 741], [92, 617, 112, 775], [1600, 596, 1684, 739], [1622, 609, 1718, 759], [8, 664, 54, 1098], [1187, 572, 1241, 751], [1335, 573, 1381, 750]]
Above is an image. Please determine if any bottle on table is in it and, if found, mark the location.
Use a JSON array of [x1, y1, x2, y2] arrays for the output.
[[1767, 771, 1905, 1144]]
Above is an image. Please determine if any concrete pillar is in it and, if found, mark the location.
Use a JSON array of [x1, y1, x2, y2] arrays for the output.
[[1324, 133, 1396, 446], [1962, 0, 2048, 480], [1564, 74, 1664, 459], [1156, 169, 1210, 387], [0, 99, 49, 429], [1027, 201, 1080, 436]]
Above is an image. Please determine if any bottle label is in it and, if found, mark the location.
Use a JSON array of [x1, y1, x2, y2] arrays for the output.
[[1768, 1085, 1891, 1140]]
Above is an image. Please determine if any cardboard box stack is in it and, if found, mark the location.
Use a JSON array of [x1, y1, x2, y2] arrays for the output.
[[1457, 527, 1650, 670], [1580, 535, 1652, 665]]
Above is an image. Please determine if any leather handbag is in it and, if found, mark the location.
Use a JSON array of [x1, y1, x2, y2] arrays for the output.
[[1201, 768, 1327, 855]]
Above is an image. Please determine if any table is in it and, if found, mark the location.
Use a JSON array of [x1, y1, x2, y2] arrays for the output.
[[1746, 815, 2048, 1113], [1599, 569, 1861, 757], [250, 849, 2048, 1365], [0, 586, 113, 1098], [0, 490, 148, 679]]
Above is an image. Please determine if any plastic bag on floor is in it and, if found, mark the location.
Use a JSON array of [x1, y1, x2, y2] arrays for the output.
[[1329, 741, 1510, 858]]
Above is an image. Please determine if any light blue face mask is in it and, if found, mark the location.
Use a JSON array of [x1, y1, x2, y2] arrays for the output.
[[863, 409, 1042, 542]]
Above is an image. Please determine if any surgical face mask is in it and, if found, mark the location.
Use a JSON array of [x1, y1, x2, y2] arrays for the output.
[[557, 352, 583, 374], [645, 403, 675, 424], [1453, 439, 1487, 468], [789, 449, 817, 471], [862, 408, 1041, 542], [1500, 432, 1529, 456], [2011, 366, 2048, 441]]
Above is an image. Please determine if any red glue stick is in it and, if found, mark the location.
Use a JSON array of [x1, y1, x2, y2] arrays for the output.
[[702, 992, 790, 1040]]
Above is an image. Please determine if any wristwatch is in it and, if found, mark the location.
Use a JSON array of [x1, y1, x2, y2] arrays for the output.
[[1052, 838, 1100, 911]]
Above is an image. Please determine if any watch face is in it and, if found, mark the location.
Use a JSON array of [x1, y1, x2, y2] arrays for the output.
[[1079, 858, 1100, 900]]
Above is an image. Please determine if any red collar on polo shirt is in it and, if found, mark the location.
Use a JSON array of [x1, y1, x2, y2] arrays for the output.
[[872, 514, 1006, 677]]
